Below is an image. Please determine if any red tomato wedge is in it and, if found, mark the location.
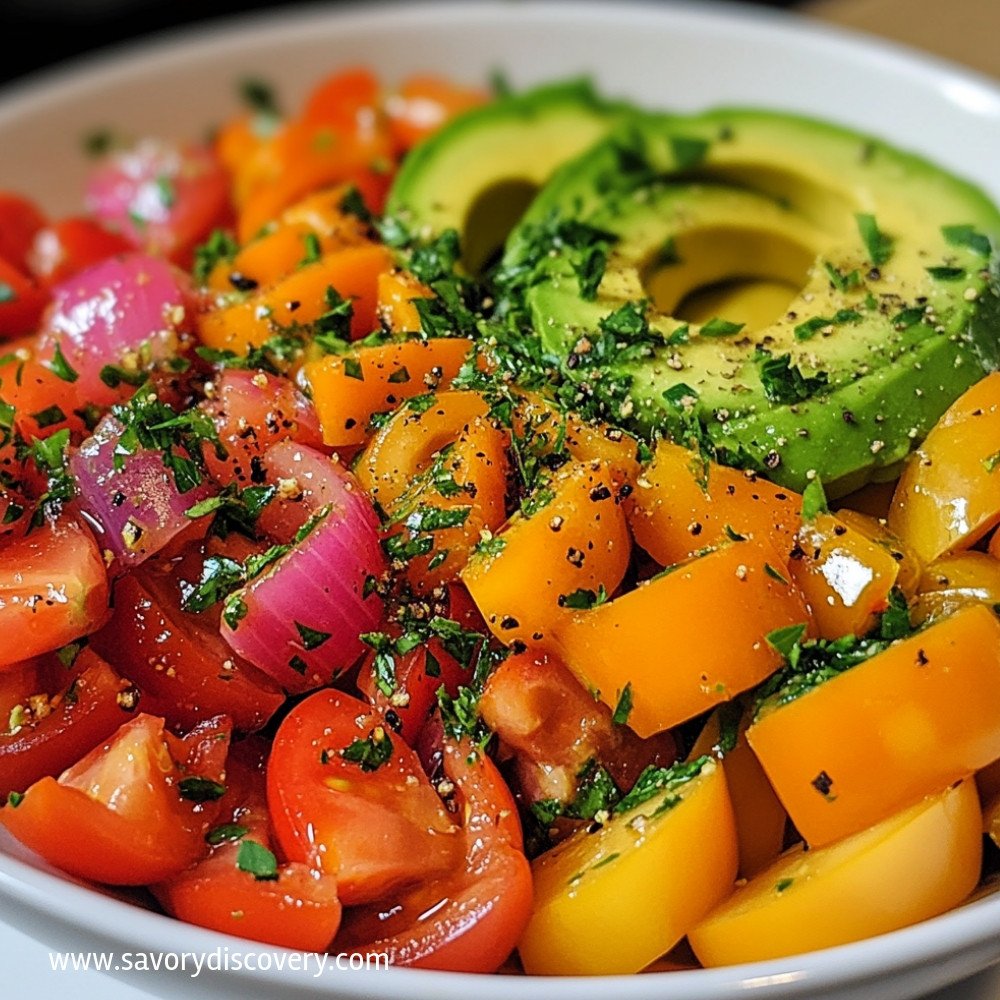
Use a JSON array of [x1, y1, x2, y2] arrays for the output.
[[0, 649, 138, 798], [335, 738, 533, 972], [0, 517, 110, 668], [1, 713, 231, 884], [154, 742, 342, 952], [84, 140, 231, 266], [0, 193, 47, 272], [90, 543, 284, 733], [27, 217, 133, 287], [267, 690, 460, 905], [0, 258, 48, 338]]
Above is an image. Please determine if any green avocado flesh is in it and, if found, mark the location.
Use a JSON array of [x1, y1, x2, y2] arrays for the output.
[[386, 80, 628, 274], [502, 108, 1000, 495]]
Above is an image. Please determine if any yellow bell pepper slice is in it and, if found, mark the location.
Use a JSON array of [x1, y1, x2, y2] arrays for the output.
[[912, 551, 1000, 625], [790, 511, 907, 639], [689, 778, 982, 966], [889, 371, 1000, 562], [689, 704, 788, 878], [518, 757, 737, 975]]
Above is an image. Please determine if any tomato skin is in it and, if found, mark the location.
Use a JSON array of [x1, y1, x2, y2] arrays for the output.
[[154, 742, 342, 952], [356, 585, 479, 745], [0, 355, 88, 442], [91, 544, 284, 733], [357, 641, 468, 747], [84, 140, 231, 266], [200, 368, 324, 488], [386, 76, 488, 152], [0, 650, 136, 797], [267, 690, 460, 905], [336, 739, 533, 972], [479, 648, 678, 806], [0, 193, 47, 272], [0, 258, 48, 338], [302, 67, 382, 137], [27, 217, 133, 287], [0, 517, 110, 668], [1, 713, 231, 885]]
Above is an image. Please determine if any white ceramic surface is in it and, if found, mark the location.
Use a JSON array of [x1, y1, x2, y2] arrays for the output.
[[2, 3, 1000, 998]]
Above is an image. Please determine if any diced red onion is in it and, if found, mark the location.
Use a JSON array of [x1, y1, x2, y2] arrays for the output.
[[220, 444, 386, 692], [256, 439, 359, 544], [36, 253, 197, 408], [70, 414, 212, 575]]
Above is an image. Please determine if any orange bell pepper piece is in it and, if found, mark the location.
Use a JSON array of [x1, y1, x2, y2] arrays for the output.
[[207, 188, 372, 293], [304, 337, 473, 448], [387, 75, 489, 152], [747, 603, 1000, 847], [356, 390, 491, 509], [512, 391, 640, 485], [198, 242, 391, 353], [384, 416, 510, 593], [376, 270, 434, 335], [554, 539, 810, 738], [628, 440, 801, 567], [235, 121, 391, 244], [461, 460, 632, 647]]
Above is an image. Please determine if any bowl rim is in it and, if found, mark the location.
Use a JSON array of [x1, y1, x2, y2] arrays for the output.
[[2, 1, 1000, 996]]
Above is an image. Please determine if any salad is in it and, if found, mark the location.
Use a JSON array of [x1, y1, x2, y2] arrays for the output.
[[1, 64, 999, 976]]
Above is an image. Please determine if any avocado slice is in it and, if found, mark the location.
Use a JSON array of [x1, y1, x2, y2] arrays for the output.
[[386, 80, 629, 274], [502, 109, 1000, 496]]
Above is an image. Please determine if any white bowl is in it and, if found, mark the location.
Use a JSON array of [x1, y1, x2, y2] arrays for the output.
[[2, 3, 1000, 998]]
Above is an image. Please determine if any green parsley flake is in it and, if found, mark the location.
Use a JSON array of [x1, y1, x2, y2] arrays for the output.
[[236, 839, 279, 881], [855, 212, 893, 266], [341, 727, 394, 772], [178, 777, 227, 803], [612, 683, 633, 726]]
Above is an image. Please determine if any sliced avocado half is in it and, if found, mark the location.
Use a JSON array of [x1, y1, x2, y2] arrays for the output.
[[386, 79, 630, 273], [502, 109, 1000, 496]]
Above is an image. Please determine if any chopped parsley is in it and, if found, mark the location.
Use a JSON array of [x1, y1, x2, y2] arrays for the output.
[[925, 265, 965, 281], [669, 134, 710, 170], [177, 777, 227, 803], [48, 343, 79, 383], [756, 593, 915, 717], [823, 261, 861, 292], [294, 622, 331, 650], [855, 212, 893, 266], [612, 683, 633, 726], [205, 823, 248, 846], [193, 229, 239, 285], [615, 756, 709, 814], [758, 352, 829, 405], [239, 77, 281, 118], [558, 584, 609, 610], [801, 477, 828, 521], [942, 223, 991, 257], [236, 839, 279, 881], [341, 727, 394, 772], [699, 317, 744, 338]]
